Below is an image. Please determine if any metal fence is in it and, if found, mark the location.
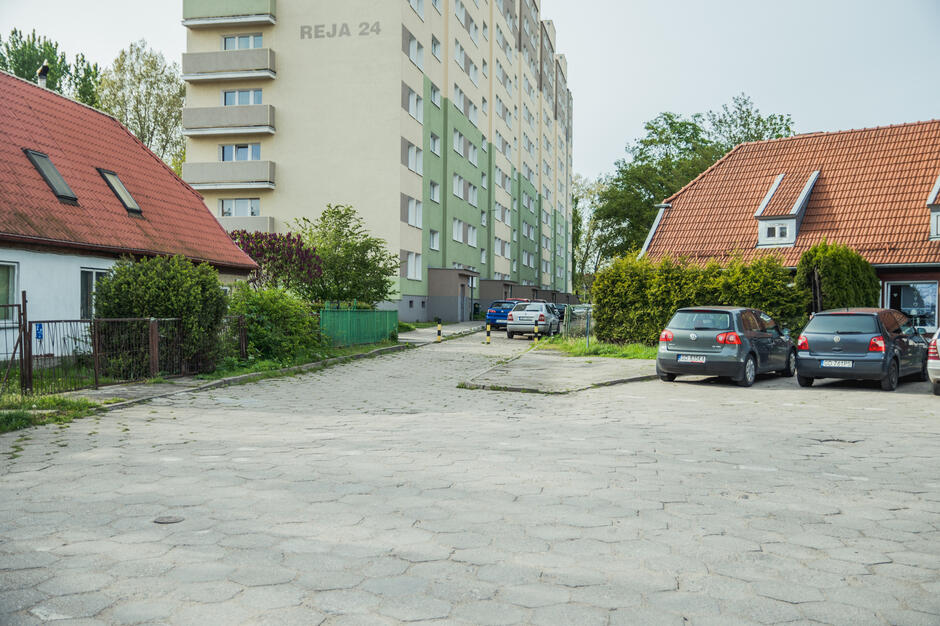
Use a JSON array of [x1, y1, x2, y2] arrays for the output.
[[0, 304, 23, 395], [319, 308, 398, 348], [19, 314, 246, 395], [563, 305, 594, 339]]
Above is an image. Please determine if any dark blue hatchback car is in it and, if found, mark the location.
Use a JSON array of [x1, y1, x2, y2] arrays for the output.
[[485, 300, 515, 328]]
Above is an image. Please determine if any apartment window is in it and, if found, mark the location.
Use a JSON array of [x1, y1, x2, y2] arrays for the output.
[[405, 85, 423, 123], [0, 263, 16, 321], [482, 97, 488, 114], [481, 210, 487, 226], [407, 197, 423, 228], [221, 143, 261, 161], [431, 36, 441, 59], [483, 23, 488, 40], [406, 252, 422, 280], [223, 34, 263, 50], [406, 142, 423, 175], [429, 181, 441, 202], [481, 172, 487, 189], [430, 83, 441, 107], [223, 89, 262, 105], [432, 0, 442, 12], [430, 133, 441, 155], [481, 248, 487, 264], [468, 184, 478, 207], [467, 225, 477, 247], [98, 169, 141, 213], [220, 198, 260, 217], [407, 33, 424, 69], [482, 60, 488, 77], [80, 268, 108, 320], [453, 218, 463, 242], [23, 149, 76, 202], [468, 144, 478, 166], [429, 230, 440, 250], [409, 0, 424, 19]]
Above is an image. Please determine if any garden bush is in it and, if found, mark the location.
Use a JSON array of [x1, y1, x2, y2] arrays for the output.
[[227, 283, 324, 363], [593, 254, 810, 345], [93, 255, 227, 366], [795, 240, 879, 311]]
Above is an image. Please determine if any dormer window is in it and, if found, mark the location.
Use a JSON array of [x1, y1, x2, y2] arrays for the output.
[[758, 219, 796, 247], [23, 149, 77, 203], [766, 223, 788, 240]]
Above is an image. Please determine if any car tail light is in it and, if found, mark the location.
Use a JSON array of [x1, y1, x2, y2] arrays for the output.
[[797, 335, 809, 351], [929, 339, 939, 361], [659, 329, 674, 342], [538, 314, 546, 322], [716, 332, 741, 345], [868, 336, 885, 352], [487, 309, 495, 314], [507, 313, 513, 321]]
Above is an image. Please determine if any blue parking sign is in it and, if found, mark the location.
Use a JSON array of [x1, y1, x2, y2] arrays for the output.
[[35, 323, 43, 340]]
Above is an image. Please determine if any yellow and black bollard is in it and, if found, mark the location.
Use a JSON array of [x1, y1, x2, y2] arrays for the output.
[[436, 322, 442, 343], [486, 324, 491, 344], [533, 323, 539, 344]]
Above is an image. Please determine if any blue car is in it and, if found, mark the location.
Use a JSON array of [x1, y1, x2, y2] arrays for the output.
[[485, 300, 516, 328]]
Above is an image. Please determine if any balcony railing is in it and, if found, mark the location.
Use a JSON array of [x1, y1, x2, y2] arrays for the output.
[[182, 161, 276, 190], [183, 0, 276, 27], [183, 105, 275, 136], [216, 215, 276, 233], [182, 49, 276, 81]]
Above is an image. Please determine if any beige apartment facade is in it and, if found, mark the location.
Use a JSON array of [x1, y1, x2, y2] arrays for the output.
[[181, 0, 574, 321]]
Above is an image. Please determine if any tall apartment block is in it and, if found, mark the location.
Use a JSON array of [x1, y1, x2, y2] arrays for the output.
[[181, 0, 574, 321]]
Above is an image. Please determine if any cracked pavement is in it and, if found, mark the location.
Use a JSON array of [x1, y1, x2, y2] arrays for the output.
[[1, 333, 939, 624]]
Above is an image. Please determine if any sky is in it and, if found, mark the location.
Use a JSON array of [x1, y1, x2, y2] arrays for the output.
[[2, 0, 939, 180]]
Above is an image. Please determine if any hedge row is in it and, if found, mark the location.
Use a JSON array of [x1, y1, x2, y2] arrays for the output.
[[593, 255, 810, 345]]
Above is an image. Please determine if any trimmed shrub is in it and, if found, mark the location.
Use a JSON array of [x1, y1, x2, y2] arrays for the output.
[[795, 240, 880, 311], [93, 255, 227, 364], [227, 283, 324, 363], [593, 255, 809, 345]]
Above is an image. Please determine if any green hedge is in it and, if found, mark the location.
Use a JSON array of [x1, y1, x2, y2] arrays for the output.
[[228, 284, 325, 363], [593, 255, 810, 345], [795, 240, 880, 311]]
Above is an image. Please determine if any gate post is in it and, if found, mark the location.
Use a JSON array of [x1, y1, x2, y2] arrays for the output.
[[92, 319, 100, 389], [20, 290, 31, 393], [149, 319, 159, 378]]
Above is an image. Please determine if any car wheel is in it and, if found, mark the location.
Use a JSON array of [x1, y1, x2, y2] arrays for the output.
[[797, 375, 814, 387], [737, 355, 756, 387], [880, 359, 899, 391], [780, 350, 797, 377], [659, 373, 676, 382], [933, 381, 940, 396], [507, 331, 514, 339]]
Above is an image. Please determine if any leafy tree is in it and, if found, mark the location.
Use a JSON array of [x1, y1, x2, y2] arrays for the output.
[[0, 28, 70, 92], [98, 40, 185, 169], [69, 53, 102, 108], [295, 205, 400, 306], [229, 230, 322, 293], [795, 240, 879, 312], [228, 283, 324, 363], [596, 95, 795, 259], [570, 174, 608, 301]]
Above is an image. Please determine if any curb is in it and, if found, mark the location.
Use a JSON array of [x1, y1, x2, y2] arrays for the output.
[[457, 374, 659, 395], [99, 344, 414, 412], [406, 325, 484, 347]]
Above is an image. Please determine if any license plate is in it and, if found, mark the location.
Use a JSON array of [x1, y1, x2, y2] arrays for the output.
[[820, 360, 852, 368], [677, 355, 706, 364]]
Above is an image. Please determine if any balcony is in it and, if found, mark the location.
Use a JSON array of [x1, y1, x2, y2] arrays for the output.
[[182, 161, 276, 191], [182, 49, 276, 82], [217, 215, 276, 233], [183, 0, 276, 28], [183, 105, 275, 136]]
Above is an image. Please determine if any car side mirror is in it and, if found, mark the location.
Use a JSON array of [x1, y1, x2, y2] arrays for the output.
[[916, 327, 928, 336]]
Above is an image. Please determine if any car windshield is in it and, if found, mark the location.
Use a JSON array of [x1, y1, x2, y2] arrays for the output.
[[490, 302, 514, 310], [513, 304, 544, 312], [668, 310, 732, 331], [805, 314, 878, 334]]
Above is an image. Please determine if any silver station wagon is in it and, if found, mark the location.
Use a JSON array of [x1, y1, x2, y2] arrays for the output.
[[656, 306, 796, 387]]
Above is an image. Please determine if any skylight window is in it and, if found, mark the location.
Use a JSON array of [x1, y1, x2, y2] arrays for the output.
[[98, 169, 141, 213], [23, 149, 77, 202]]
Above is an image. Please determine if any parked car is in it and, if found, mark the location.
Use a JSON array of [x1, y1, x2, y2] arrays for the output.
[[928, 329, 940, 395], [485, 300, 516, 329], [554, 303, 568, 322], [795, 308, 929, 391], [507, 302, 560, 339], [656, 306, 795, 387]]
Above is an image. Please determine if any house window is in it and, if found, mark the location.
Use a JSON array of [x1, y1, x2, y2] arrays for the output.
[[407, 252, 422, 280], [23, 149, 76, 202], [221, 143, 261, 161], [0, 263, 16, 322], [220, 198, 260, 217], [429, 230, 440, 250], [932, 212, 940, 239], [766, 224, 788, 239], [885, 281, 938, 331], [223, 34, 263, 50], [98, 169, 141, 213], [80, 268, 109, 320], [223, 89, 262, 105]]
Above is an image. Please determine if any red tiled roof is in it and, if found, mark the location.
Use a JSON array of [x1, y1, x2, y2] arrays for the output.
[[0, 71, 256, 272], [645, 120, 940, 267]]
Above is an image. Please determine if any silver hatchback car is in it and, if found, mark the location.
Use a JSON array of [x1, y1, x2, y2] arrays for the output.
[[506, 302, 560, 339]]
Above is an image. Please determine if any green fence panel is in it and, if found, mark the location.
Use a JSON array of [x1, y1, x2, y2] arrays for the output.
[[319, 309, 398, 347]]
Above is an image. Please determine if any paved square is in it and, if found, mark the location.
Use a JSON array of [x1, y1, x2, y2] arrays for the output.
[[1, 334, 939, 624]]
